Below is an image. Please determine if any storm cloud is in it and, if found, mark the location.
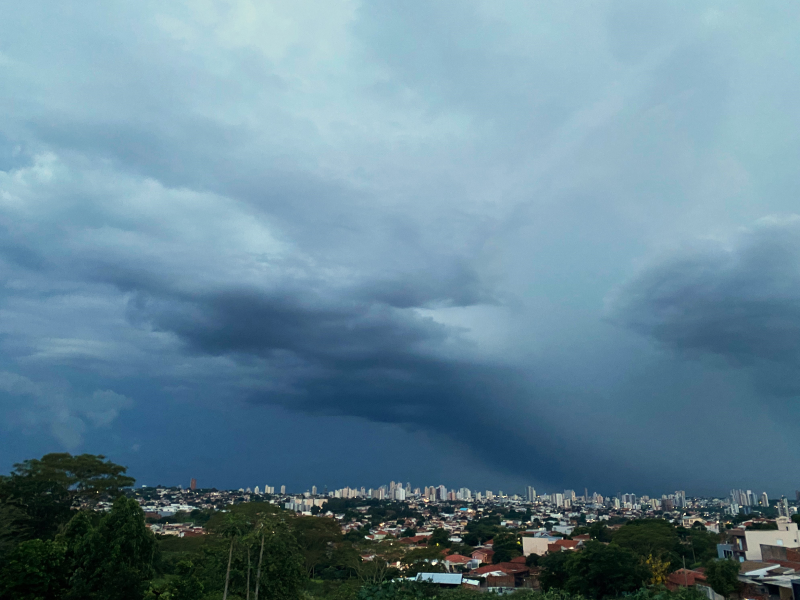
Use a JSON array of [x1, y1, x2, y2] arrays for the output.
[[609, 216, 800, 364], [1, 1, 800, 494]]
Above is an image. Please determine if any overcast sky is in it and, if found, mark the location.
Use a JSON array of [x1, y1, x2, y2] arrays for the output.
[[1, 1, 799, 497]]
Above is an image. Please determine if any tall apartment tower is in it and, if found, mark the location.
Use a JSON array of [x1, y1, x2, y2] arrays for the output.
[[778, 497, 790, 518], [437, 485, 447, 501], [190, 478, 197, 491], [761, 492, 769, 507], [280, 485, 286, 495], [526, 486, 536, 502]]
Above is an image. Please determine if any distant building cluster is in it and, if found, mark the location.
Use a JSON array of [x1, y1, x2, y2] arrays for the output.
[[121, 476, 800, 595]]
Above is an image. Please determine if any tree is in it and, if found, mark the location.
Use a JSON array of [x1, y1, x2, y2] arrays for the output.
[[10, 453, 134, 505], [252, 521, 306, 600], [705, 559, 740, 598], [492, 531, 522, 563], [428, 528, 450, 547], [677, 527, 721, 566], [0, 473, 72, 544], [539, 551, 572, 591], [214, 513, 251, 600], [613, 520, 681, 568], [587, 522, 612, 543], [357, 580, 432, 599], [163, 560, 205, 600], [402, 546, 446, 576], [292, 515, 342, 577], [66, 496, 156, 600], [0, 538, 68, 599], [646, 554, 670, 585], [564, 541, 650, 599]]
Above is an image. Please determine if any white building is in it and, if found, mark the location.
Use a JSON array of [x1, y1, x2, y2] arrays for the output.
[[733, 518, 800, 561]]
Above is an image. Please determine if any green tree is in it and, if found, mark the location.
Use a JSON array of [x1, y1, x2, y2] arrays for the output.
[[705, 559, 740, 598], [251, 521, 306, 600], [67, 496, 156, 600], [613, 520, 681, 567], [213, 512, 251, 600], [401, 546, 446, 576], [677, 527, 720, 566], [357, 580, 432, 599], [0, 538, 68, 599], [11, 453, 134, 504], [164, 559, 204, 600], [428, 528, 450, 547], [0, 474, 72, 545], [492, 531, 522, 563], [292, 515, 342, 577], [564, 541, 650, 599], [539, 551, 572, 591]]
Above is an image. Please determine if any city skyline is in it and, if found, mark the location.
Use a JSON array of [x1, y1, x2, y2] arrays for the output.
[[159, 477, 800, 506]]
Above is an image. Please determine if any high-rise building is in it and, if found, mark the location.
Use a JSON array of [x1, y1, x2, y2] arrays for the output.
[[311, 485, 317, 495], [526, 486, 536, 503], [190, 478, 197, 491], [437, 485, 447, 501], [761, 492, 769, 507], [280, 485, 286, 495], [254, 486, 261, 494], [554, 493, 565, 507], [778, 497, 790, 518]]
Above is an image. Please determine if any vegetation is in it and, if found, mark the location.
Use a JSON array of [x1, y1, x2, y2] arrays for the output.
[[704, 559, 740, 597], [0, 454, 750, 600]]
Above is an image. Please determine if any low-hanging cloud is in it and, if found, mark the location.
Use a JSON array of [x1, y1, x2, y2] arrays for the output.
[[0, 371, 133, 449], [608, 216, 800, 365]]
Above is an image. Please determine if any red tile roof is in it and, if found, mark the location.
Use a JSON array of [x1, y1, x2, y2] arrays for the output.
[[666, 569, 707, 590], [445, 554, 472, 563]]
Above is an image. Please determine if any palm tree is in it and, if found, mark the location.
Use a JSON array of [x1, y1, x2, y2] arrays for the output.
[[253, 516, 278, 600], [218, 513, 250, 600], [254, 529, 266, 600]]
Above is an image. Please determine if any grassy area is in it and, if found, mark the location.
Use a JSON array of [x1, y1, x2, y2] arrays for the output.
[[157, 534, 219, 555]]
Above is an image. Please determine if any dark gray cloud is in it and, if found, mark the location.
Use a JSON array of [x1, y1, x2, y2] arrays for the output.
[[609, 217, 800, 364], [2, 1, 800, 494]]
